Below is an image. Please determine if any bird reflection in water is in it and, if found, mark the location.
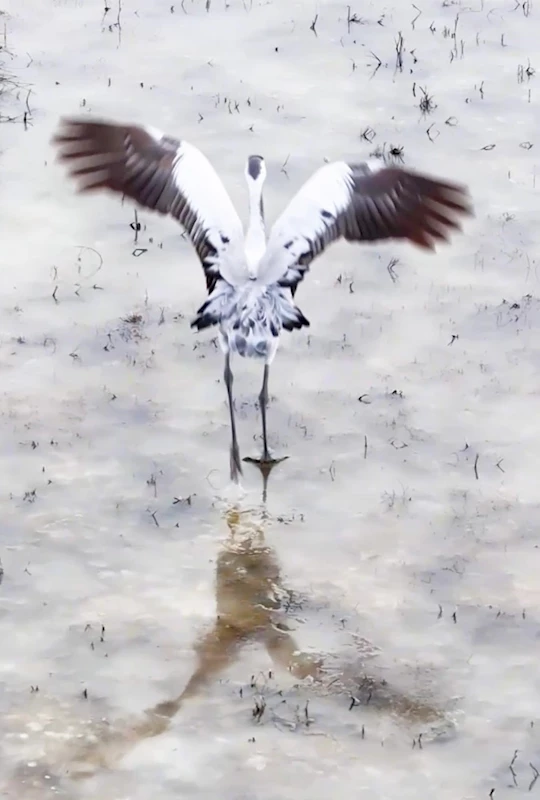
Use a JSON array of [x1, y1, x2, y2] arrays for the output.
[[69, 463, 320, 777], [148, 502, 322, 724], [61, 462, 450, 780]]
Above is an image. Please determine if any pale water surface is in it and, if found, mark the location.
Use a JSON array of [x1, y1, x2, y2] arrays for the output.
[[1, 0, 540, 797]]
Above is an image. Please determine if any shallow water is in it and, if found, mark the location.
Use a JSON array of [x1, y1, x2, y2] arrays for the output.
[[1, 0, 540, 797]]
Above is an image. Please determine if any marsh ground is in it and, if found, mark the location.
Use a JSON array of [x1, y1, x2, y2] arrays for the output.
[[1, 0, 539, 797]]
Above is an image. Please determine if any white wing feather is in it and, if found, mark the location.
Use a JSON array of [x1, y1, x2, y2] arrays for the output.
[[53, 118, 248, 288], [169, 139, 247, 285], [256, 162, 354, 286], [257, 158, 472, 292]]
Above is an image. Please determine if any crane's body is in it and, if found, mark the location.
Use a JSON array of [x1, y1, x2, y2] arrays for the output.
[[53, 117, 472, 482]]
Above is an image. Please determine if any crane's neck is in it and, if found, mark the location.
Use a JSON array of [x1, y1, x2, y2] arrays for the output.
[[245, 184, 266, 276]]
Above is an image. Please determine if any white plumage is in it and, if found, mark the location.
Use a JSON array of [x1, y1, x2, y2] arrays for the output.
[[53, 116, 472, 481], [169, 139, 247, 287]]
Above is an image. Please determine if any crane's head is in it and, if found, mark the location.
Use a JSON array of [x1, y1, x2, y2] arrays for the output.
[[245, 154, 267, 187]]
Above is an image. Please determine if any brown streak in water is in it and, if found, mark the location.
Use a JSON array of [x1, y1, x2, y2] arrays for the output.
[[67, 500, 322, 778], [14, 468, 451, 792]]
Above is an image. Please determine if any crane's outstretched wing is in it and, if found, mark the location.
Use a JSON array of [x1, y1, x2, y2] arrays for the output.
[[257, 160, 472, 294], [52, 117, 246, 290]]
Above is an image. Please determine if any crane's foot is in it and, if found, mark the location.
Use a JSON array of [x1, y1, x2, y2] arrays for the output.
[[243, 453, 288, 469]]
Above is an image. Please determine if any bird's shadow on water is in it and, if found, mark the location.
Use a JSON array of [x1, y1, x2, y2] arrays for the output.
[[65, 468, 323, 779], [11, 465, 454, 794]]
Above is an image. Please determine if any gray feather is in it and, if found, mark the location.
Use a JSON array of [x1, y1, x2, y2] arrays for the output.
[[191, 281, 309, 359]]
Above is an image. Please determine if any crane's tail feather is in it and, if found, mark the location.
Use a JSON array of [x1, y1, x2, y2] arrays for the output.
[[281, 305, 310, 331], [190, 282, 309, 357]]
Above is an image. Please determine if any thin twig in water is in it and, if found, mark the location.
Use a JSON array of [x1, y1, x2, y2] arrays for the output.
[[75, 246, 104, 279], [346, 5, 364, 33], [418, 86, 436, 115], [368, 51, 382, 78], [116, 0, 122, 47], [530, 763, 539, 791], [387, 257, 399, 283], [395, 32, 404, 72], [131, 209, 140, 243], [509, 750, 518, 787]]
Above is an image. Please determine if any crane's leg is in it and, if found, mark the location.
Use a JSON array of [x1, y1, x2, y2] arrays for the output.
[[243, 356, 288, 479], [224, 354, 242, 482], [259, 363, 271, 462]]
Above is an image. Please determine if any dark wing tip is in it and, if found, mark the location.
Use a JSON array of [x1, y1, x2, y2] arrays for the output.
[[52, 116, 116, 144], [52, 117, 164, 201], [351, 165, 474, 250], [402, 169, 474, 218]]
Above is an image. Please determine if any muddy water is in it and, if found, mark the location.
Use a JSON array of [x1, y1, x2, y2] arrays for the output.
[[2, 0, 540, 797]]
